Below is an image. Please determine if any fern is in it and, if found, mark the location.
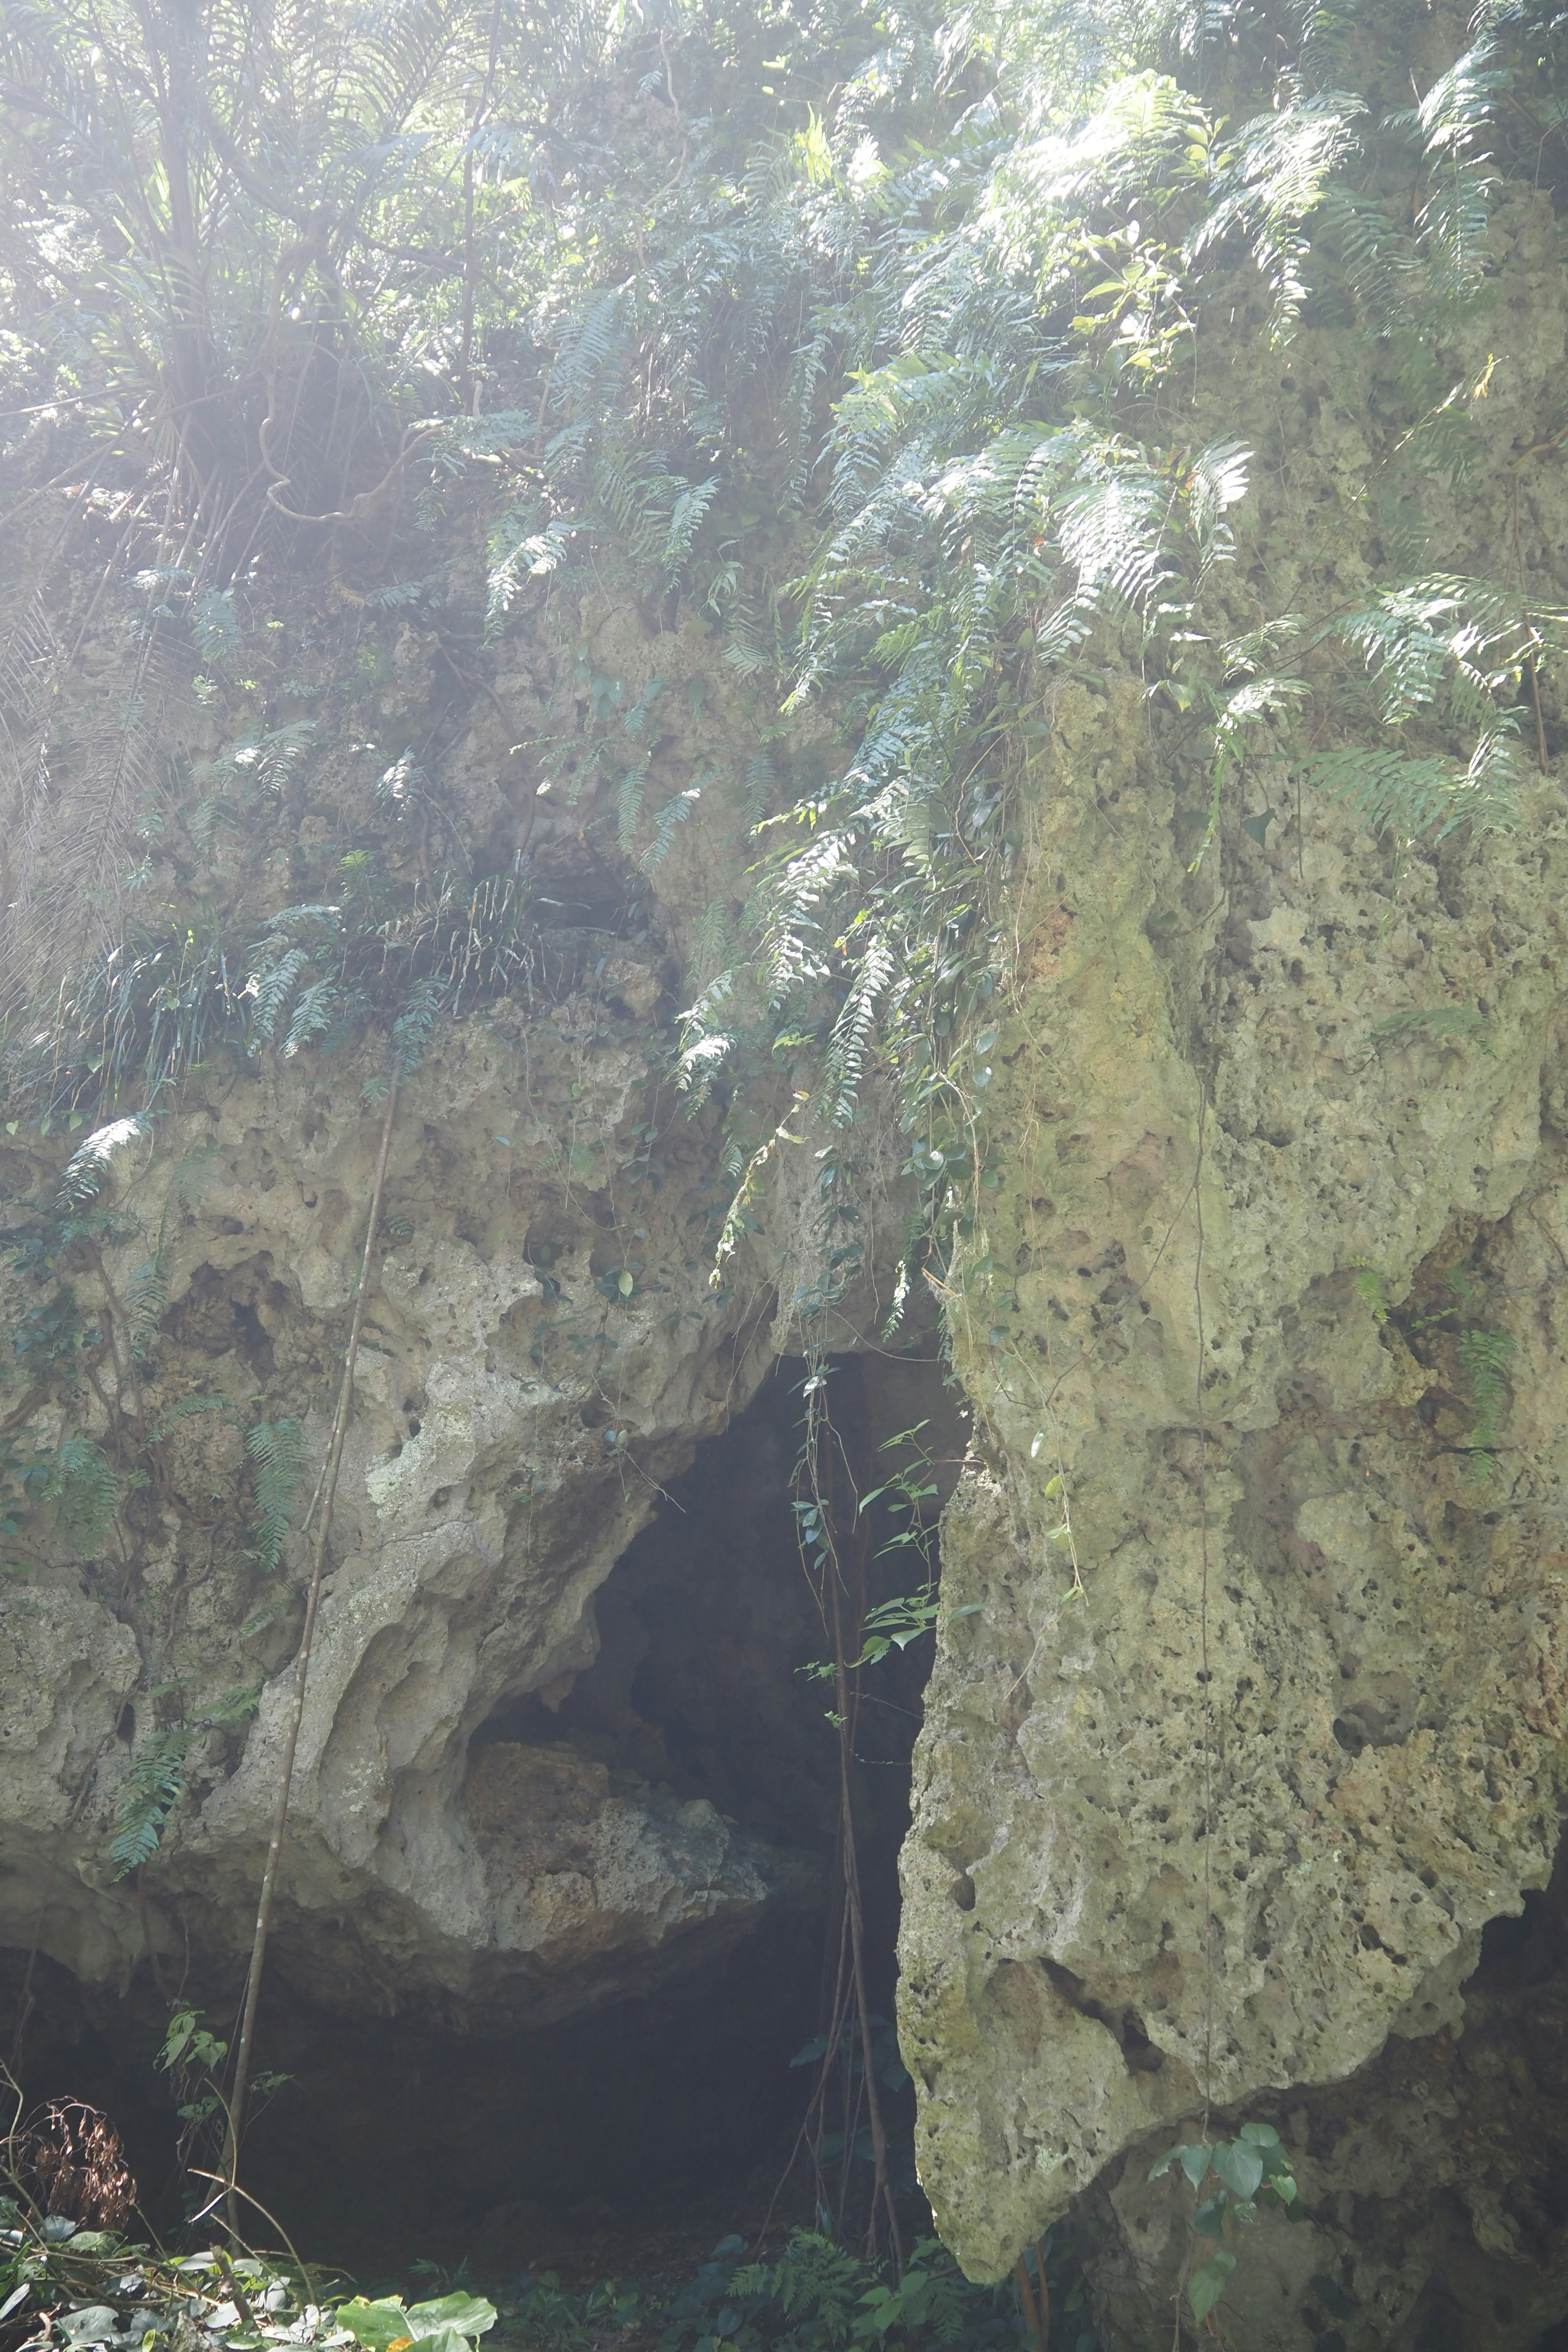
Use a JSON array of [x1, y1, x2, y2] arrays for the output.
[[675, 970, 740, 1107], [1323, 577, 1549, 725], [1370, 1005, 1491, 1053], [640, 783, 704, 873], [1188, 79, 1365, 338], [283, 978, 342, 1059], [109, 1680, 263, 1878], [246, 946, 312, 1047], [45, 1435, 117, 1555], [148, 1394, 228, 1443], [122, 1257, 170, 1363], [1457, 1327, 1515, 1453], [111, 1727, 195, 1878], [1307, 726, 1523, 846], [56, 1118, 147, 1210], [391, 976, 446, 1077], [615, 756, 650, 860], [1389, 40, 1508, 304], [244, 1417, 307, 1574], [824, 931, 897, 1126]]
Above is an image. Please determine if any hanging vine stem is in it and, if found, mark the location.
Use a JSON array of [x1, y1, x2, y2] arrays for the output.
[[1191, 1094, 1214, 2135], [1168, 1089, 1216, 2352], [223, 1063, 401, 2201], [795, 1356, 905, 2274]]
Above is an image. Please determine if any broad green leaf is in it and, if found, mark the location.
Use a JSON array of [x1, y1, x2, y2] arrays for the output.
[[338, 2299, 412, 2349], [407, 2328, 481, 2352], [405, 2296, 497, 2339], [1238, 2121, 1279, 2146], [1194, 2194, 1227, 2239], [1179, 2142, 1212, 2189], [61, 2310, 119, 2345], [1187, 2252, 1236, 2325], [1213, 2139, 1264, 2202]]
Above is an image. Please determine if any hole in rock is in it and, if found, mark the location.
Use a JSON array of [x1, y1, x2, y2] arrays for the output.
[[2, 1348, 963, 2282]]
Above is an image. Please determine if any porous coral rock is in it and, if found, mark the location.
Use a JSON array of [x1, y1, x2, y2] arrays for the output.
[[898, 680, 1568, 2334], [0, 992, 800, 2024]]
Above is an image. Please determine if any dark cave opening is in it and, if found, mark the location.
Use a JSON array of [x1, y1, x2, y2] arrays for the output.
[[3, 1345, 964, 2281]]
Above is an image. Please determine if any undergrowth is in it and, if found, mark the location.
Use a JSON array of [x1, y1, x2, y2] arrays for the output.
[[0, 2101, 1098, 2352], [474, 2229, 1089, 2352]]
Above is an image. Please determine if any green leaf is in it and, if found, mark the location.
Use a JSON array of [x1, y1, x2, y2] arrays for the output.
[[1180, 2143, 1213, 2189], [338, 2299, 412, 2349], [1213, 2138, 1264, 2201], [60, 2312, 119, 2346], [405, 2295, 497, 2339], [1187, 2251, 1236, 2324], [617, 1269, 635, 1295]]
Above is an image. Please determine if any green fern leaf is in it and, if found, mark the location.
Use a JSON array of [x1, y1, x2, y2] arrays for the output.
[[244, 1417, 307, 1574]]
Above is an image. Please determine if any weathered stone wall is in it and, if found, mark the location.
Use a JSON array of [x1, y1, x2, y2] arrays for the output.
[[0, 975, 802, 2023], [898, 185, 1568, 2348]]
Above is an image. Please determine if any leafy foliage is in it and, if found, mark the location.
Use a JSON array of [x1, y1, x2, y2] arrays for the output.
[[1149, 2125, 1303, 2325], [575, 2230, 1028, 2352], [0, 2195, 496, 2352], [110, 1684, 262, 1878], [44, 1437, 118, 1555], [0, 1, 1565, 2316], [244, 1419, 307, 1575], [109, 1727, 196, 1878], [2, 0, 1565, 1197], [1457, 1326, 1515, 1456]]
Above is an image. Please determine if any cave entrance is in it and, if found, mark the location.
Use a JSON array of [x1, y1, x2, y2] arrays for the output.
[[7, 1345, 963, 2283]]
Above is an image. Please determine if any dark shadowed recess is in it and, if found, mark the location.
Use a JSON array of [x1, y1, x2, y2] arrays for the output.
[[2, 1349, 960, 2279]]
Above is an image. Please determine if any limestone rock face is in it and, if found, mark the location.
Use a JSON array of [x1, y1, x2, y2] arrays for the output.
[[898, 686, 1568, 2321], [896, 192, 1568, 2339], [0, 984, 800, 2023], [461, 1740, 815, 2015]]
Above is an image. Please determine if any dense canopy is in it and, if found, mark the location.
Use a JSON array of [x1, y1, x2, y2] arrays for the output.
[[3, 0, 1567, 1243]]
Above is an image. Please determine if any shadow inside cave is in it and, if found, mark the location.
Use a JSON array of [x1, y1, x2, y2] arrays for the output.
[[2, 1346, 964, 2281]]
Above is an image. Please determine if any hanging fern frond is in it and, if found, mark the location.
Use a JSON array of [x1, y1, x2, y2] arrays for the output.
[[615, 755, 650, 860], [111, 1726, 195, 1878], [1457, 1326, 1516, 1451], [1188, 78, 1365, 337], [391, 976, 446, 1077], [45, 1435, 117, 1555], [109, 1679, 262, 1878], [1306, 723, 1523, 845], [244, 1417, 307, 1574], [148, 1394, 229, 1448], [246, 947, 311, 1047], [641, 783, 704, 873], [1388, 40, 1508, 304], [282, 978, 343, 1059], [56, 1118, 147, 1210], [824, 931, 897, 1126]]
